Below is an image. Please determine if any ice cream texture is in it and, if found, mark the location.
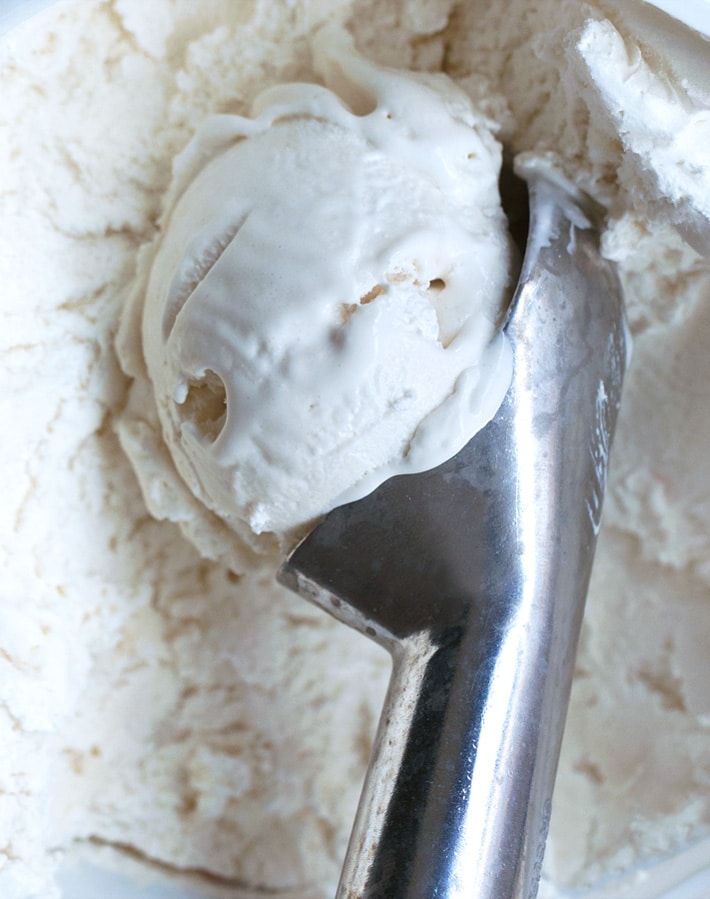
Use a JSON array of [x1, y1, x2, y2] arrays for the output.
[[119, 25, 513, 543], [0, 2, 709, 899]]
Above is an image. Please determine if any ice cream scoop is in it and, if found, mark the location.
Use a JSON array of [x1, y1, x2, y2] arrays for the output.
[[279, 160, 628, 898], [129, 25, 513, 549]]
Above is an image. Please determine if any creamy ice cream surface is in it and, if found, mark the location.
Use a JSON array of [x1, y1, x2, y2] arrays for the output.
[[118, 25, 512, 546], [1, 2, 709, 899]]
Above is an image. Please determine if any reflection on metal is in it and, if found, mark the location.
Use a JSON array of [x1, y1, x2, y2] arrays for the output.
[[280, 168, 627, 899]]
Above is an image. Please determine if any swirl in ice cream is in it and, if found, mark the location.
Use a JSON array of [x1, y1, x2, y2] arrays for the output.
[[125, 26, 513, 540]]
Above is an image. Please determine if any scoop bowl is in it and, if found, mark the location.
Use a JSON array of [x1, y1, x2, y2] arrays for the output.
[[279, 161, 628, 899]]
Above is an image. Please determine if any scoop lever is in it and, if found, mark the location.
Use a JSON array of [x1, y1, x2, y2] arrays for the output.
[[278, 164, 627, 899]]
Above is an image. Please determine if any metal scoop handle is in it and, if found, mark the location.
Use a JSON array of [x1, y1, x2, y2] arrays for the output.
[[280, 167, 627, 898]]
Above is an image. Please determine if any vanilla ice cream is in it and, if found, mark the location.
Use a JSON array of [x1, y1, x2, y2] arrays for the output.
[[1, 2, 709, 899], [117, 25, 512, 547]]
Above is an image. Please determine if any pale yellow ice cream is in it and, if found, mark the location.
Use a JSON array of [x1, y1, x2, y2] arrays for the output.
[[0, 2, 708, 898], [117, 24, 513, 551]]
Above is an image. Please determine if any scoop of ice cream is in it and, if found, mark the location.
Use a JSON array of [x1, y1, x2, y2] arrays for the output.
[[124, 25, 513, 541]]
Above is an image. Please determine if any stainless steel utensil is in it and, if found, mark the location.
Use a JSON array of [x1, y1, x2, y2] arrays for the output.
[[279, 161, 628, 899]]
